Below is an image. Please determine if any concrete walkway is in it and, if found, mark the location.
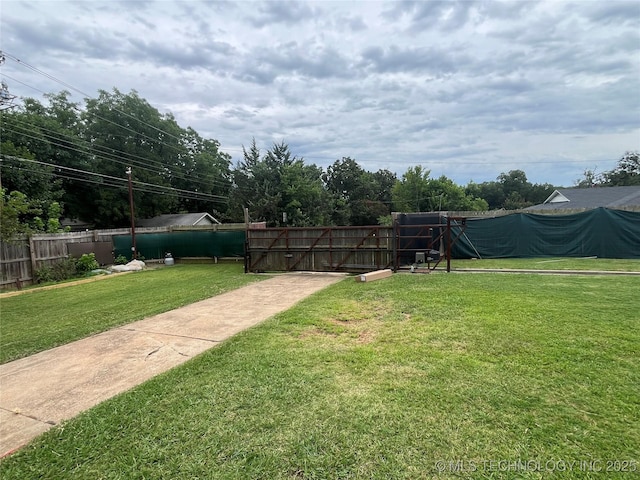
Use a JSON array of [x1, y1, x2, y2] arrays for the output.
[[0, 273, 344, 457]]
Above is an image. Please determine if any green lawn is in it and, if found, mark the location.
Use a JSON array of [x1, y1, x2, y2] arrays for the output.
[[1, 272, 638, 479], [450, 257, 640, 271], [0, 263, 265, 364]]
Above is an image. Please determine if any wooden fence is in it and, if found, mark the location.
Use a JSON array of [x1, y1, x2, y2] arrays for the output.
[[1, 230, 122, 289], [246, 226, 395, 273], [1, 220, 464, 288], [245, 217, 468, 273], [0, 223, 249, 289]]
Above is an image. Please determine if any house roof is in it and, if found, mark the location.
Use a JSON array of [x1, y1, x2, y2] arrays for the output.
[[60, 218, 95, 232], [526, 186, 640, 211], [137, 212, 221, 228]]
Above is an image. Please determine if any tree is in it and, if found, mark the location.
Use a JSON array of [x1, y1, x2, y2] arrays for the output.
[[466, 180, 505, 210], [602, 151, 640, 186], [0, 97, 75, 211], [498, 170, 530, 203], [429, 176, 488, 211], [171, 127, 232, 217], [392, 165, 432, 212], [323, 157, 364, 200], [468, 170, 553, 210], [372, 169, 396, 207], [393, 166, 486, 212], [232, 141, 330, 226], [0, 141, 61, 204], [322, 157, 392, 225], [349, 172, 389, 225], [280, 160, 330, 226], [231, 139, 283, 224], [2, 88, 235, 229], [0, 188, 65, 241], [0, 139, 68, 238], [575, 168, 600, 188], [230, 138, 264, 220], [82, 89, 180, 227], [0, 189, 34, 241]]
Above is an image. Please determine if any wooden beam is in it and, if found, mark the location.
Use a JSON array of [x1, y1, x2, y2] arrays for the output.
[[356, 269, 392, 282]]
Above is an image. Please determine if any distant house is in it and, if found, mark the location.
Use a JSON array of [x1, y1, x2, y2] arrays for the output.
[[136, 212, 221, 228], [526, 186, 640, 212], [60, 218, 95, 232]]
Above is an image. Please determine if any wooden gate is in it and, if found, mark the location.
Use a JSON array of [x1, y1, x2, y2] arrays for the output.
[[245, 217, 467, 273], [246, 226, 393, 273]]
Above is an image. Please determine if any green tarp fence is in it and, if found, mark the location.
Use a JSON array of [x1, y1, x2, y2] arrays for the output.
[[451, 208, 640, 259], [113, 230, 246, 261]]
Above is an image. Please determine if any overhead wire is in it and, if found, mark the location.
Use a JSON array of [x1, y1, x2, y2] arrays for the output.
[[0, 91, 233, 190], [4, 49, 596, 194], [2, 51, 187, 144], [1, 107, 234, 191], [0, 72, 49, 96], [0, 155, 228, 203], [1, 51, 238, 183], [2, 154, 229, 201], [2, 119, 233, 190], [3, 50, 248, 157]]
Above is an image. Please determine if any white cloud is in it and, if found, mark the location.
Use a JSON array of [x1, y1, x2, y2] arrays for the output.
[[1, 0, 638, 186]]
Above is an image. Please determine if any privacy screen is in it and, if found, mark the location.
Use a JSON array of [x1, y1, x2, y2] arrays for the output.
[[113, 230, 245, 261], [451, 208, 640, 259]]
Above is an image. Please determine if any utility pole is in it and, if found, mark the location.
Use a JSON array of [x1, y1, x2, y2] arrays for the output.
[[126, 167, 137, 259], [0, 53, 18, 111]]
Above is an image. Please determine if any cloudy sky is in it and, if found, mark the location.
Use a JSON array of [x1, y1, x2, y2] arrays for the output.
[[1, 0, 639, 186]]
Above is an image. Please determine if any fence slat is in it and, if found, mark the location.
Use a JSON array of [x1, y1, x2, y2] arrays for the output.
[[1, 224, 251, 289]]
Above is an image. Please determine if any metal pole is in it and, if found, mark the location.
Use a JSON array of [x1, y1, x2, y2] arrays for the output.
[[244, 207, 249, 273], [392, 218, 398, 272], [446, 216, 451, 272], [126, 167, 136, 259]]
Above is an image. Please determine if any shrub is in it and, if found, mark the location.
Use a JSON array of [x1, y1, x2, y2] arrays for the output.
[[114, 254, 128, 265], [34, 265, 54, 284], [51, 257, 77, 282], [75, 253, 99, 274]]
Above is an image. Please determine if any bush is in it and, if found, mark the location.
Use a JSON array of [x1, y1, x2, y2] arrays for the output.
[[51, 257, 77, 282], [33, 254, 100, 285], [34, 266, 54, 284], [114, 254, 128, 265], [75, 253, 99, 274]]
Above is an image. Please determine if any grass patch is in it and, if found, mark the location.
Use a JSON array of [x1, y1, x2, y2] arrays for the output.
[[0, 264, 265, 364], [1, 272, 638, 478], [450, 257, 640, 271]]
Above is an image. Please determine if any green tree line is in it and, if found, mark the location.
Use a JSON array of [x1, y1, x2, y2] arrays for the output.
[[1, 89, 637, 240]]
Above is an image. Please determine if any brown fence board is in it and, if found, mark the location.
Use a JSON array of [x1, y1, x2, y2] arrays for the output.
[[246, 226, 394, 273], [0, 224, 251, 289], [0, 238, 31, 287], [1, 229, 132, 288]]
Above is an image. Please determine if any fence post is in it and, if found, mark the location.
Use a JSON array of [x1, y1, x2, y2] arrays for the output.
[[28, 235, 37, 280], [446, 217, 451, 272], [392, 219, 398, 272]]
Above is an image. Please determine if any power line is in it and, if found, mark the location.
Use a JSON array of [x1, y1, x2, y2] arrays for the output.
[[2, 116, 233, 190], [3, 52, 607, 180], [0, 155, 229, 203], [0, 74, 234, 189], [1, 51, 241, 164], [0, 72, 48, 97], [2, 51, 187, 144]]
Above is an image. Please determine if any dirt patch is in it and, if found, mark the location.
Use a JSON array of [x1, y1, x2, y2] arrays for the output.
[[298, 327, 339, 339], [356, 330, 375, 344]]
